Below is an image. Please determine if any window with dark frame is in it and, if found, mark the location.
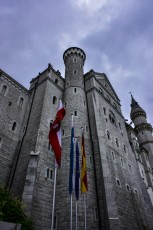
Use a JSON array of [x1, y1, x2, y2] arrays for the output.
[[1, 85, 7, 96], [12, 122, 16, 131]]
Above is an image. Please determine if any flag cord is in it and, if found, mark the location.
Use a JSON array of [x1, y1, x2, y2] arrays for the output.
[[51, 164, 57, 230]]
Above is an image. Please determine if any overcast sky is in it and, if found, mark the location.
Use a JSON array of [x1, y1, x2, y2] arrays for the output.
[[0, 0, 153, 125]]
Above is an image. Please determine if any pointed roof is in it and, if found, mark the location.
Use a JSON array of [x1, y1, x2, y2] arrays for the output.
[[130, 95, 142, 110], [130, 95, 146, 119]]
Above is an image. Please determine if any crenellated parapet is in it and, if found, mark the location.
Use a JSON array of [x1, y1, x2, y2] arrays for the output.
[[63, 47, 86, 64]]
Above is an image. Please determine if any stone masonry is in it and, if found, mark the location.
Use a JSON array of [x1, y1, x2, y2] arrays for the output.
[[0, 47, 153, 230]]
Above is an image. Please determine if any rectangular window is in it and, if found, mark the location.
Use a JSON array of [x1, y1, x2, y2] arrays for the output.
[[74, 87, 77, 93], [74, 111, 77, 116]]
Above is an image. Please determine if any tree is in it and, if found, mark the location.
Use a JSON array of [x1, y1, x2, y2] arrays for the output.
[[0, 187, 34, 230]]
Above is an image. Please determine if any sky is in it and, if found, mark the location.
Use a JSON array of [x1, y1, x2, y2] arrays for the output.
[[0, 0, 153, 125]]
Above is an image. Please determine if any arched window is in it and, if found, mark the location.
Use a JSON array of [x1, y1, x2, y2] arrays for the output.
[[109, 110, 116, 126], [12, 122, 16, 131], [116, 138, 119, 147], [19, 97, 24, 107], [107, 131, 110, 140], [1, 85, 7, 96], [53, 96, 57, 105]]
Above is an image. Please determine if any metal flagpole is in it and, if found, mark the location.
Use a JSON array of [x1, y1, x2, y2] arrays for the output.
[[70, 194, 73, 230], [70, 114, 74, 230], [76, 200, 78, 230], [84, 193, 87, 230], [51, 162, 58, 230]]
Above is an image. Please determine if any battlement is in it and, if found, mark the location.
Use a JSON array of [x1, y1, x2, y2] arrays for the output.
[[63, 47, 86, 64]]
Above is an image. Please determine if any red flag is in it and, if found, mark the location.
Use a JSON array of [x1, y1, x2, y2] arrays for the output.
[[81, 129, 88, 193], [48, 99, 66, 167]]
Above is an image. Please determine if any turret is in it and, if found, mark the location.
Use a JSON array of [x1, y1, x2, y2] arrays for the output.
[[130, 95, 153, 187], [55, 47, 99, 230]]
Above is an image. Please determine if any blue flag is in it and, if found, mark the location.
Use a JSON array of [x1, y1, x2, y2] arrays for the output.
[[75, 140, 80, 200], [69, 126, 74, 194]]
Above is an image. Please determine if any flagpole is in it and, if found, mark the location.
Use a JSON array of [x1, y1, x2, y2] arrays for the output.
[[84, 193, 87, 230], [70, 114, 74, 230], [51, 162, 58, 230], [76, 200, 78, 230]]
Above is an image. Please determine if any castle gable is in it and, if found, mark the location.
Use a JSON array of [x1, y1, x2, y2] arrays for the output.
[[95, 72, 120, 102]]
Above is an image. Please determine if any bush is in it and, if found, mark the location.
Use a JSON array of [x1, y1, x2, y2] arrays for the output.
[[0, 187, 34, 230]]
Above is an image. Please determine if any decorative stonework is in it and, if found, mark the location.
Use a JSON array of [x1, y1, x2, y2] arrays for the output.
[[135, 123, 152, 132], [130, 110, 146, 120]]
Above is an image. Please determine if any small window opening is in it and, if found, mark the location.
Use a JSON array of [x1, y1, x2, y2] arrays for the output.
[[119, 122, 121, 130], [116, 179, 121, 187], [126, 185, 130, 191], [53, 96, 57, 105], [55, 79, 58, 84], [74, 111, 77, 116], [47, 168, 50, 178], [74, 88, 77, 93], [65, 102, 67, 108], [50, 169, 53, 180], [116, 138, 119, 147], [2, 85, 7, 96], [103, 107, 106, 115], [107, 131, 110, 140], [62, 130, 65, 136], [19, 97, 24, 107], [134, 189, 138, 194], [84, 101, 85, 106], [121, 158, 124, 167], [123, 145, 127, 153], [73, 70, 77, 74], [85, 126, 88, 132], [12, 122, 16, 131]]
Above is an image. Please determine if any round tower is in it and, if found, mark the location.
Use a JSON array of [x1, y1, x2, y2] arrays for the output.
[[130, 95, 153, 168], [55, 47, 99, 230]]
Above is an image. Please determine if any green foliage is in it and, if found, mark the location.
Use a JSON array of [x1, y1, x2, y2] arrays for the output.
[[0, 187, 34, 230]]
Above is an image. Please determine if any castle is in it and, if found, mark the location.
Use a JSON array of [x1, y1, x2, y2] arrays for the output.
[[0, 47, 153, 230]]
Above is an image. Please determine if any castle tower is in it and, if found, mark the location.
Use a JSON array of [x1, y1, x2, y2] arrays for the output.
[[55, 48, 99, 230], [130, 95, 153, 188]]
